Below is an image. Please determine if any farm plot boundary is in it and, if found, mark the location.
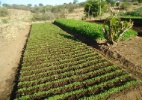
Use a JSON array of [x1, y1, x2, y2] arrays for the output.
[[11, 23, 141, 100]]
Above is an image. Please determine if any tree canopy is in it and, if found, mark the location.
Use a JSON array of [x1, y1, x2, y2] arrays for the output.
[[84, 0, 107, 18], [73, 0, 78, 4]]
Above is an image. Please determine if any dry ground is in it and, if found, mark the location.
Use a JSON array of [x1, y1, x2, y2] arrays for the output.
[[101, 36, 142, 100], [110, 36, 142, 67], [0, 22, 31, 100]]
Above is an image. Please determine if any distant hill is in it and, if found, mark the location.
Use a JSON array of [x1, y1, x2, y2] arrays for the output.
[[8, 9, 32, 21]]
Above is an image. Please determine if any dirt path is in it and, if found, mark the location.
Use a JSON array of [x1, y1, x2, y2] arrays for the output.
[[0, 22, 31, 100]]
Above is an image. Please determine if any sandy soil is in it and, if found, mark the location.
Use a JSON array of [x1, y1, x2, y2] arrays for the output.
[[0, 22, 31, 100]]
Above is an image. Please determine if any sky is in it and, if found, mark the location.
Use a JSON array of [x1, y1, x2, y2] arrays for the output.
[[0, 0, 86, 6]]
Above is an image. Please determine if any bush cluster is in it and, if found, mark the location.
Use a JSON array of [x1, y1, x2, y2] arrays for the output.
[[54, 19, 137, 41]]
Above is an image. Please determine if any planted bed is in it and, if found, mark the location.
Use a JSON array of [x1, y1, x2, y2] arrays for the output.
[[13, 23, 140, 100]]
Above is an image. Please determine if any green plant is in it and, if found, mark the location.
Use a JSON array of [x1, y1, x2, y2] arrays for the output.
[[103, 16, 134, 44], [138, 0, 142, 3], [0, 8, 8, 17], [106, 0, 115, 6], [54, 19, 104, 40], [84, 0, 107, 17], [120, 2, 131, 10], [1, 19, 8, 23], [54, 18, 137, 42], [116, 2, 120, 7], [125, 7, 142, 17], [14, 23, 140, 100]]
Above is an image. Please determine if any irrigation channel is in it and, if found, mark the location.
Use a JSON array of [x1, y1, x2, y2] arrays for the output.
[[11, 23, 141, 100]]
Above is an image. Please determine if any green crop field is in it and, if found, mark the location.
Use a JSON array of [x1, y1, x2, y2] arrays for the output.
[[54, 19, 137, 41], [14, 23, 140, 100]]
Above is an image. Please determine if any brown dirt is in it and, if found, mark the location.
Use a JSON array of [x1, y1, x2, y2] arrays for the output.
[[0, 22, 31, 100], [110, 36, 142, 67], [98, 36, 142, 100], [65, 7, 84, 20], [112, 85, 142, 100]]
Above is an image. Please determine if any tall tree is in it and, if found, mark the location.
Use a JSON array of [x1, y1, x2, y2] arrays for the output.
[[27, 4, 32, 7], [106, 0, 115, 6], [84, 0, 107, 17], [39, 3, 43, 6], [3, 3, 9, 8], [138, 0, 142, 3], [73, 0, 78, 4]]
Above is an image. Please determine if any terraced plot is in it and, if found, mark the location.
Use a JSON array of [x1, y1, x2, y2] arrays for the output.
[[14, 23, 140, 100]]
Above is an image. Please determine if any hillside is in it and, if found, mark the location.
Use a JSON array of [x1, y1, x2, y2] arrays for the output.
[[65, 8, 84, 20], [8, 9, 32, 21], [0, 9, 32, 24], [65, 2, 142, 20]]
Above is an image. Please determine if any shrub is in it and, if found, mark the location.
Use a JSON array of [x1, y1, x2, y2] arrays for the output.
[[2, 19, 8, 23], [125, 7, 142, 17], [0, 8, 8, 17], [103, 17, 134, 44], [120, 2, 131, 10], [32, 12, 55, 21], [116, 2, 120, 7], [138, 0, 142, 3], [54, 18, 137, 43], [120, 29, 137, 41]]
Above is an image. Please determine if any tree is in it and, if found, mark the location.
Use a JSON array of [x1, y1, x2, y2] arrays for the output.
[[73, 0, 78, 4], [84, 0, 107, 18], [2, 3, 9, 8], [138, 0, 142, 3], [27, 4, 32, 7], [0, 8, 8, 17], [106, 0, 115, 6], [69, 2, 72, 5], [39, 3, 43, 6], [103, 16, 133, 44]]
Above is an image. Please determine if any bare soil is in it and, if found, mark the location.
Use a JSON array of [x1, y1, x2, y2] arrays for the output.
[[0, 22, 31, 100], [109, 36, 142, 67], [98, 36, 142, 100], [112, 85, 142, 100]]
